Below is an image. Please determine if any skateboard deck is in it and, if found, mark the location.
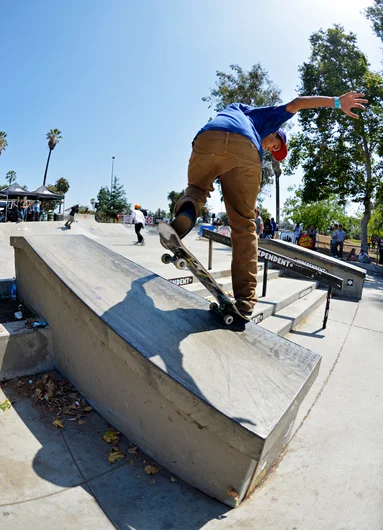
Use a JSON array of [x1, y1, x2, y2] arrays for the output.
[[158, 222, 250, 325]]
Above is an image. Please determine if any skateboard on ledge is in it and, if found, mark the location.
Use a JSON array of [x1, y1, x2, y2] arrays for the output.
[[158, 222, 252, 326]]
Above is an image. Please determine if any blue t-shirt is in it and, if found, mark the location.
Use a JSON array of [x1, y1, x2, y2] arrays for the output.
[[195, 103, 295, 159]]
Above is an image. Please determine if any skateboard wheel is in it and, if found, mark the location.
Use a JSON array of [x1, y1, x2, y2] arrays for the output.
[[224, 314, 234, 326], [209, 302, 219, 312], [175, 258, 187, 270], [161, 253, 172, 265]]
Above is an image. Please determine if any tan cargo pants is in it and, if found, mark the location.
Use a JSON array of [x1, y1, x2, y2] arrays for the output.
[[175, 130, 262, 313]]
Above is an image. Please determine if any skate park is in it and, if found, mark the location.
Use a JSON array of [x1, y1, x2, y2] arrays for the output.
[[1, 215, 383, 529]]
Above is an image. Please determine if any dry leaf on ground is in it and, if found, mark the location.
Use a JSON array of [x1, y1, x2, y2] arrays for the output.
[[128, 446, 138, 454], [103, 430, 120, 444], [144, 464, 160, 475], [108, 447, 125, 464], [0, 399, 11, 412], [53, 419, 64, 429]]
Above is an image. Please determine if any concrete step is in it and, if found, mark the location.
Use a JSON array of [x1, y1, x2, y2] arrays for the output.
[[184, 268, 281, 296], [186, 274, 319, 324], [258, 288, 328, 336]]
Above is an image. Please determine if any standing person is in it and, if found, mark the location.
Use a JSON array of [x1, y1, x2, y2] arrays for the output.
[[263, 218, 273, 239], [12, 200, 21, 223], [19, 196, 30, 221], [254, 208, 264, 238], [335, 224, 346, 259], [294, 222, 301, 244], [306, 225, 317, 250], [270, 217, 277, 238], [33, 200, 41, 221], [65, 204, 79, 229], [170, 92, 367, 318], [131, 204, 146, 245], [330, 224, 339, 257]]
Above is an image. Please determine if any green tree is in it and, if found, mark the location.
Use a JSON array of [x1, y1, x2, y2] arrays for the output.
[[167, 190, 184, 220], [0, 132, 7, 157], [43, 129, 62, 186], [55, 177, 69, 213], [6, 170, 17, 185], [40, 184, 64, 212], [154, 208, 167, 221], [109, 176, 129, 215], [90, 198, 96, 210], [283, 187, 353, 233], [365, 0, 383, 41], [95, 177, 129, 221], [286, 25, 383, 250], [369, 207, 383, 235], [202, 63, 284, 209]]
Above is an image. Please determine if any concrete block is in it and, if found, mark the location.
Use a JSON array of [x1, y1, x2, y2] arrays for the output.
[[0, 321, 54, 381], [11, 235, 321, 507]]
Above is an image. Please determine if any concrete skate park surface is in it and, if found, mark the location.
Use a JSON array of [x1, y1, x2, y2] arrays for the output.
[[9, 234, 321, 507], [1, 217, 383, 529], [0, 215, 234, 279]]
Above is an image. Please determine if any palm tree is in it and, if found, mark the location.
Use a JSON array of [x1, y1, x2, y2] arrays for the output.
[[43, 129, 62, 186], [0, 132, 8, 157], [6, 170, 17, 185]]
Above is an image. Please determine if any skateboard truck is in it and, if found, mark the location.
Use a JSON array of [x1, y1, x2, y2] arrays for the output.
[[161, 253, 187, 271]]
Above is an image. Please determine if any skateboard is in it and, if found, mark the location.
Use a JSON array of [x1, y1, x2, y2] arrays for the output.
[[158, 222, 250, 326]]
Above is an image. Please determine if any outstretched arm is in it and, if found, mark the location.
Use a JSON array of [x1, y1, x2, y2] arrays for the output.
[[286, 92, 368, 119]]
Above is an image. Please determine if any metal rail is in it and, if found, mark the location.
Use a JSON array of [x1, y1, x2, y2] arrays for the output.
[[202, 229, 343, 329]]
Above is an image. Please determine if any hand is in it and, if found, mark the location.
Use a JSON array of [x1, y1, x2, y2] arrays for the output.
[[339, 91, 368, 119]]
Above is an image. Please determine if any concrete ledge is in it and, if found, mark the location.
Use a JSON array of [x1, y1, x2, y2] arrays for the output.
[[0, 321, 54, 380], [262, 238, 365, 299], [351, 261, 383, 276], [10, 235, 321, 507]]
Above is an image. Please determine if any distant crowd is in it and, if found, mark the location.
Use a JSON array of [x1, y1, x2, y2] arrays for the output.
[[1, 196, 41, 222]]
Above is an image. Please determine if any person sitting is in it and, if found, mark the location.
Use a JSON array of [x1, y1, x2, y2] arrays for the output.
[[358, 249, 371, 263], [346, 248, 358, 262]]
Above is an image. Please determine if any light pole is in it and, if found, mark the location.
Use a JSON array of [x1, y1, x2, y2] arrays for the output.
[[111, 156, 115, 194]]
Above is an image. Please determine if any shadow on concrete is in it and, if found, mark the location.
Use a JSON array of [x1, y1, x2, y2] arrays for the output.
[[1, 272, 257, 528], [290, 328, 325, 339], [1, 380, 229, 529]]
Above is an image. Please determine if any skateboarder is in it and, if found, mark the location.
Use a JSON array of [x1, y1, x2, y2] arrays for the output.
[[171, 92, 367, 318], [131, 204, 146, 245], [65, 204, 79, 229]]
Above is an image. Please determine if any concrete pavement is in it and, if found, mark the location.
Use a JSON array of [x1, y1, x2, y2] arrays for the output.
[[1, 219, 382, 529]]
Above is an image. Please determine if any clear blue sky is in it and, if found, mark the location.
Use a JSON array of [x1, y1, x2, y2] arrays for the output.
[[1, 0, 381, 216]]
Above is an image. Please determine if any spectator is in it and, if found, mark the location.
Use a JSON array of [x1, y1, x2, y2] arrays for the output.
[[330, 224, 339, 257], [33, 200, 40, 221], [254, 208, 264, 237], [335, 224, 346, 259], [12, 200, 21, 223], [347, 248, 358, 262], [294, 222, 301, 244], [19, 196, 30, 221], [306, 225, 317, 250], [379, 238, 383, 265], [358, 249, 371, 264], [263, 218, 273, 239], [270, 217, 277, 238]]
